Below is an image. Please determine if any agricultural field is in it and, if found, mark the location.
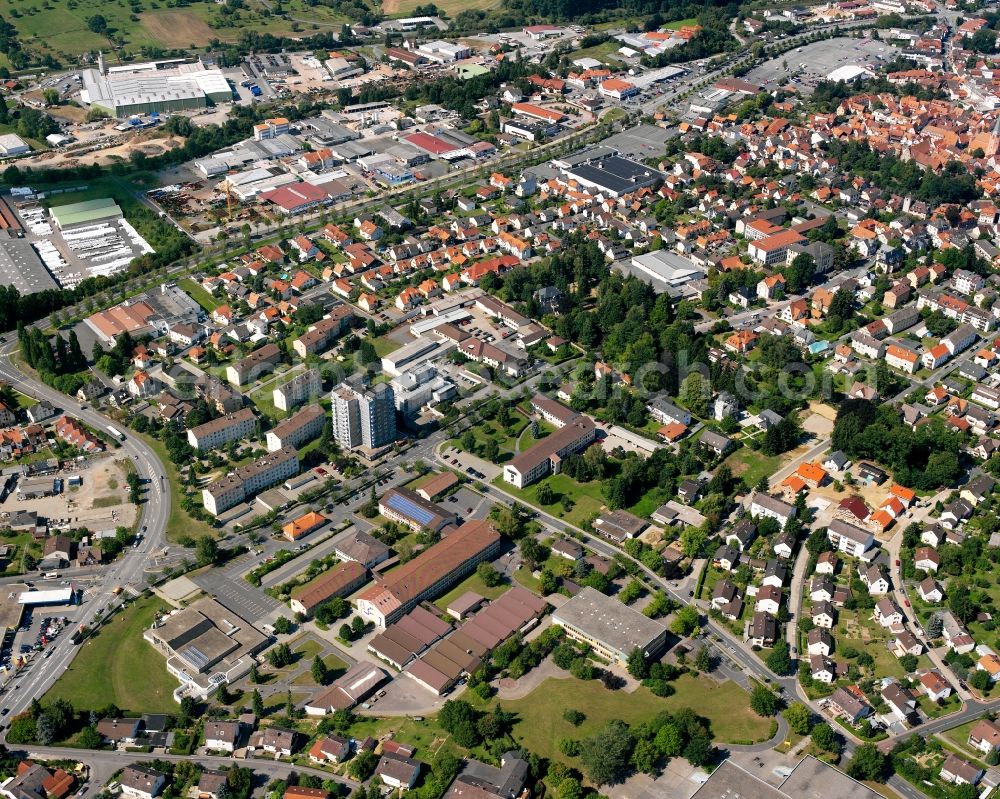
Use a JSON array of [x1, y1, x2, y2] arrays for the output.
[[383, 0, 497, 16], [4, 0, 312, 62]]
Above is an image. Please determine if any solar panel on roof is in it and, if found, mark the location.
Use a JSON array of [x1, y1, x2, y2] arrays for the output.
[[386, 492, 437, 526], [181, 645, 210, 669]]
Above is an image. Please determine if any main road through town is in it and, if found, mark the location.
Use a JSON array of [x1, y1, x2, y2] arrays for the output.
[[0, 337, 171, 723]]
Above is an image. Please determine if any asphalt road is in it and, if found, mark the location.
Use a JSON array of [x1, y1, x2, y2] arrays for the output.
[[0, 338, 171, 722]]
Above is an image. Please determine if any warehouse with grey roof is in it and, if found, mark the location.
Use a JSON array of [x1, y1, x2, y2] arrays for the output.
[[0, 238, 59, 294]]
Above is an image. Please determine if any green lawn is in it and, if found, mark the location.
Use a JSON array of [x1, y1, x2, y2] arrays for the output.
[[519, 419, 556, 450], [263, 690, 309, 716], [494, 472, 605, 528], [434, 571, 511, 613], [452, 417, 529, 461], [663, 16, 698, 28], [10, 390, 36, 409], [0, 531, 40, 576], [723, 447, 781, 490], [513, 567, 542, 593], [249, 384, 287, 422], [44, 594, 178, 714], [629, 488, 672, 521], [571, 39, 625, 66], [134, 431, 219, 543], [291, 653, 348, 686], [293, 639, 324, 661], [499, 675, 772, 758], [178, 278, 219, 313], [837, 610, 933, 681], [384, 0, 495, 17], [371, 336, 402, 357]]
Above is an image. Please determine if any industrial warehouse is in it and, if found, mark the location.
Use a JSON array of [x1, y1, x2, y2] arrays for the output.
[[80, 55, 234, 118], [0, 193, 153, 293]]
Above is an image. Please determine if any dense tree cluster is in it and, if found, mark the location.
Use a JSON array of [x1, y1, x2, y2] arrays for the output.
[[438, 699, 515, 749], [6, 698, 75, 744], [821, 139, 978, 206], [832, 399, 963, 490], [569, 708, 714, 785], [0, 13, 35, 70], [17, 322, 87, 394]]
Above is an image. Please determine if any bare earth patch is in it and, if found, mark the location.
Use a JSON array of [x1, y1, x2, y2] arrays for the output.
[[140, 10, 217, 48]]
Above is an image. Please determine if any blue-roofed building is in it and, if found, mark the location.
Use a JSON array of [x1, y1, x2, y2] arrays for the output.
[[378, 486, 457, 532]]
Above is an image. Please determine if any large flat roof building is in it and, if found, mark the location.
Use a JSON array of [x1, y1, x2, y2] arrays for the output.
[[144, 597, 267, 701], [630, 250, 706, 290], [693, 756, 882, 799], [49, 198, 122, 230], [552, 586, 667, 665], [0, 238, 59, 295], [81, 58, 232, 118], [562, 154, 664, 198]]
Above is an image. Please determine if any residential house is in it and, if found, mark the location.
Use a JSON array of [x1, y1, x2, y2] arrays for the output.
[[918, 577, 943, 603], [860, 564, 890, 595], [968, 718, 1000, 755], [914, 547, 940, 572], [120, 768, 167, 799], [816, 552, 839, 574], [812, 601, 835, 629], [939, 754, 983, 786], [874, 597, 904, 627], [920, 670, 953, 702], [309, 736, 350, 764], [827, 519, 875, 557], [374, 753, 422, 791], [754, 584, 781, 615], [810, 655, 835, 684], [749, 493, 796, 527], [205, 721, 242, 753], [748, 612, 777, 646], [828, 687, 872, 724], [725, 520, 757, 552]]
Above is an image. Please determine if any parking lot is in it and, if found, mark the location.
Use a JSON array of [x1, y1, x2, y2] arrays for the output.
[[439, 445, 500, 483], [440, 486, 492, 520], [190, 568, 281, 624], [746, 37, 895, 94], [3, 600, 78, 681]]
